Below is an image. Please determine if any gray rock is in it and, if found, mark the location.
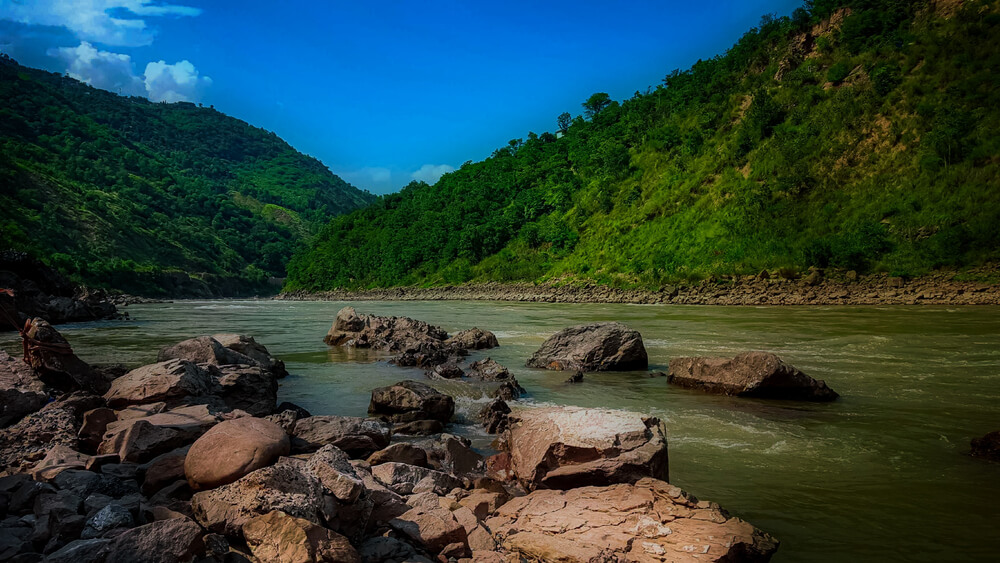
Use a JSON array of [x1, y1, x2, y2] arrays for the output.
[[527, 322, 648, 372], [81, 504, 133, 539]]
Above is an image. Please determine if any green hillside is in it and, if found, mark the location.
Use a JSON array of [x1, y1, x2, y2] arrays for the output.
[[287, 0, 1000, 292], [0, 57, 374, 296]]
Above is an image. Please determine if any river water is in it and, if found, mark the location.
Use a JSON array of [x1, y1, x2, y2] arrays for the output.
[[4, 300, 998, 562]]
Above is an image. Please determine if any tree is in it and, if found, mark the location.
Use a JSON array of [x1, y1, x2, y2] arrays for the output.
[[557, 112, 572, 133], [582, 93, 612, 119]]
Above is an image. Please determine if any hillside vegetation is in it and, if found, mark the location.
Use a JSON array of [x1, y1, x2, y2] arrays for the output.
[[287, 0, 1000, 291], [0, 58, 373, 296]]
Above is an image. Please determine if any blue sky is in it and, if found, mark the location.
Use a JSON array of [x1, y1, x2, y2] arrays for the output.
[[0, 0, 803, 193]]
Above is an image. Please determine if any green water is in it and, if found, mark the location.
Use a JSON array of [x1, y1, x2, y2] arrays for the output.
[[4, 300, 998, 562]]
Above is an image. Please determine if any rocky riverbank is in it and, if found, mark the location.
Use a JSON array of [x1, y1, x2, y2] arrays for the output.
[[278, 268, 1000, 306], [0, 251, 120, 326], [0, 309, 786, 562]]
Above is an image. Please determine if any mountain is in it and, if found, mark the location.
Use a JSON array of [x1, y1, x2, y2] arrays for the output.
[[0, 57, 374, 296], [286, 0, 999, 292]]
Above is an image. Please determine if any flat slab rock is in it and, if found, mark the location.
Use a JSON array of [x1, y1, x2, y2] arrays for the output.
[[485, 478, 779, 563], [667, 351, 838, 401], [526, 321, 648, 371], [508, 406, 669, 489]]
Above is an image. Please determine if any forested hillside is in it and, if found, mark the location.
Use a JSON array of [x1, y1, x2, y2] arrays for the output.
[[287, 0, 1000, 291], [0, 58, 373, 296]]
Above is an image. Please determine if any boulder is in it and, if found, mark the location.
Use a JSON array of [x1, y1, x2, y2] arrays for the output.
[[81, 504, 133, 539], [23, 318, 106, 393], [103, 360, 215, 409], [291, 416, 391, 457], [212, 334, 288, 378], [465, 358, 512, 382], [526, 322, 648, 372], [185, 417, 290, 491], [428, 362, 464, 380], [243, 510, 360, 563], [371, 462, 462, 496], [29, 445, 91, 481], [392, 420, 444, 436], [367, 443, 430, 468], [667, 352, 839, 401], [389, 507, 468, 554], [485, 478, 779, 563], [77, 408, 117, 451], [369, 380, 454, 423], [98, 404, 227, 463], [141, 448, 189, 495], [0, 350, 48, 428], [156, 336, 254, 367], [478, 399, 510, 435], [191, 463, 328, 537], [0, 403, 80, 473], [324, 306, 448, 353], [44, 538, 112, 563], [104, 516, 204, 563], [507, 406, 669, 489], [211, 364, 278, 417], [304, 445, 365, 503], [445, 328, 498, 350], [971, 431, 1000, 461]]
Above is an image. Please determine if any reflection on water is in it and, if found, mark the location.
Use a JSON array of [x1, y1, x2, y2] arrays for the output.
[[3, 300, 998, 562]]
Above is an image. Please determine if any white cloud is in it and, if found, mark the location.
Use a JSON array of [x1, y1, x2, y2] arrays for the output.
[[143, 59, 211, 102], [48, 41, 145, 96], [1, 0, 200, 47], [411, 164, 455, 185]]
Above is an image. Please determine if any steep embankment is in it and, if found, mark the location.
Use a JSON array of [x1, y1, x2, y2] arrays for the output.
[[287, 0, 1000, 293], [0, 57, 374, 296]]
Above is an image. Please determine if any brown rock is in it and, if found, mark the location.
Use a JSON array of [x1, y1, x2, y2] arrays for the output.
[[304, 445, 365, 503], [190, 463, 327, 536], [30, 444, 91, 481], [459, 490, 510, 521], [372, 462, 463, 495], [478, 399, 510, 435], [98, 404, 226, 463], [526, 322, 648, 371], [243, 510, 360, 563], [212, 365, 278, 417], [142, 447, 189, 495], [393, 420, 444, 436], [0, 403, 80, 472], [291, 415, 391, 457], [507, 406, 668, 489], [324, 306, 448, 354], [367, 443, 429, 468], [369, 380, 455, 423], [157, 335, 253, 366], [23, 318, 106, 394], [78, 408, 117, 451], [667, 351, 839, 401], [0, 349, 48, 428], [212, 334, 289, 378], [485, 478, 778, 563], [185, 417, 290, 491], [389, 507, 468, 554], [103, 360, 215, 409]]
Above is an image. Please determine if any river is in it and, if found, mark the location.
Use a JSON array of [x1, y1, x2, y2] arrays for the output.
[[4, 300, 998, 562]]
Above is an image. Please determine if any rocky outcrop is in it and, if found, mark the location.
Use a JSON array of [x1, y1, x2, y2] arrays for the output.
[[184, 417, 290, 491], [243, 510, 361, 563], [971, 431, 1000, 461], [527, 322, 648, 371], [369, 380, 455, 424], [324, 306, 449, 354], [158, 335, 287, 380], [445, 328, 498, 350], [667, 352, 839, 401], [506, 406, 669, 489], [486, 478, 779, 563], [23, 318, 107, 394], [291, 415, 392, 457], [0, 251, 118, 325]]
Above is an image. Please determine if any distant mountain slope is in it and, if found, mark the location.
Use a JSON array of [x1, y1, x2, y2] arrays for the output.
[[0, 57, 374, 296], [287, 0, 999, 292]]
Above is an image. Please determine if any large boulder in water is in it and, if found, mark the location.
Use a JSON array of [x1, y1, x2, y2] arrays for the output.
[[485, 478, 779, 563], [324, 306, 448, 354], [184, 417, 290, 491], [526, 322, 648, 372], [0, 349, 48, 428], [667, 351, 839, 401], [157, 336, 256, 367], [445, 327, 498, 350], [369, 380, 455, 423], [506, 406, 668, 489]]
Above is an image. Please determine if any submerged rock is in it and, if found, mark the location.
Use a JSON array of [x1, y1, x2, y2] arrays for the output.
[[486, 478, 779, 563], [506, 406, 669, 489], [971, 431, 1000, 461], [667, 351, 839, 401], [527, 322, 648, 372]]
